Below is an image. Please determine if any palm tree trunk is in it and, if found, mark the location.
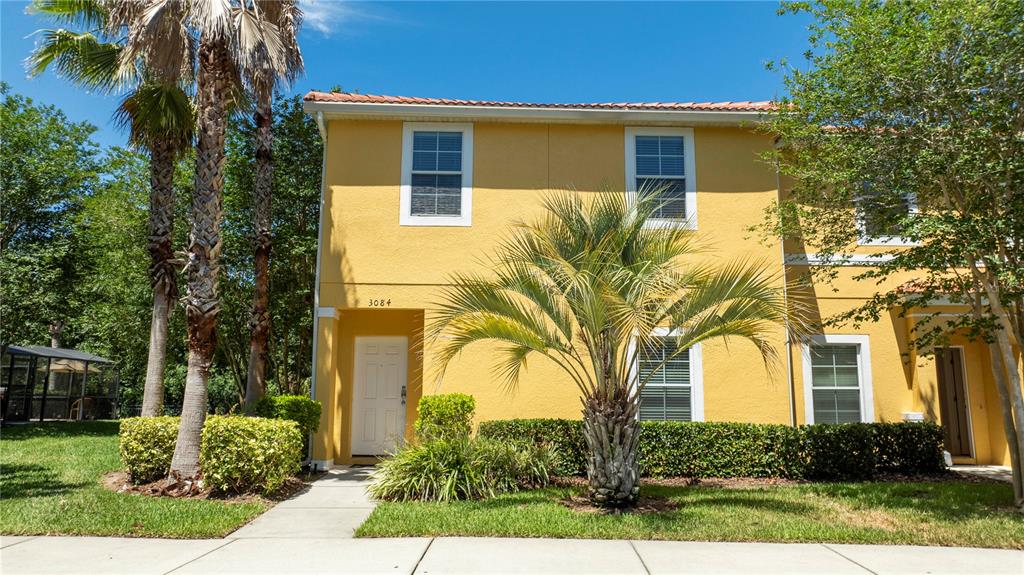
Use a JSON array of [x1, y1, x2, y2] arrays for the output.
[[169, 39, 229, 483], [244, 94, 273, 414], [141, 141, 177, 417], [581, 393, 641, 507]]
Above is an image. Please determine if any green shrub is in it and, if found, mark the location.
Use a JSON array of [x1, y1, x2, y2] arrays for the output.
[[480, 418, 946, 481], [369, 437, 558, 502], [119, 416, 180, 483], [414, 393, 475, 441], [872, 422, 946, 474], [639, 421, 806, 478], [802, 423, 876, 480], [478, 418, 587, 476], [254, 395, 322, 436], [200, 416, 303, 494]]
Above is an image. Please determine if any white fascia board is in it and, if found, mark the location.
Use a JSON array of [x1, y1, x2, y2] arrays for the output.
[[302, 101, 765, 126]]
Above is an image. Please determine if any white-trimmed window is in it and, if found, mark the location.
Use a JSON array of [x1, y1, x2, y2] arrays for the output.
[[856, 185, 916, 246], [802, 335, 875, 424], [636, 330, 703, 421], [400, 122, 473, 226], [625, 127, 696, 228]]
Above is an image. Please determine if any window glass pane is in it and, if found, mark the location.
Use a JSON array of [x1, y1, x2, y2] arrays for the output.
[[834, 366, 859, 387], [638, 178, 686, 219], [436, 174, 462, 191], [861, 188, 911, 238], [635, 136, 660, 155], [413, 131, 438, 151], [659, 136, 684, 156], [437, 132, 462, 152], [811, 366, 836, 387], [636, 156, 661, 176], [436, 194, 461, 215], [412, 151, 437, 171], [410, 174, 461, 216], [660, 155, 685, 176], [436, 151, 462, 171]]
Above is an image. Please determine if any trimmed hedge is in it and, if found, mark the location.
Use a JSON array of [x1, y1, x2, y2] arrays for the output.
[[118, 415, 304, 493], [255, 395, 322, 437], [201, 416, 303, 494], [415, 393, 475, 441], [119, 416, 180, 483], [478, 418, 945, 480]]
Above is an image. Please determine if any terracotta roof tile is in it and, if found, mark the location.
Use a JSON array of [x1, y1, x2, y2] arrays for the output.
[[304, 91, 773, 113]]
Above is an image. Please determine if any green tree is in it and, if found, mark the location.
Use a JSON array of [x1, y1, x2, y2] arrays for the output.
[[433, 189, 793, 507], [764, 0, 1024, 507], [28, 0, 195, 418], [0, 83, 98, 346], [112, 0, 304, 484]]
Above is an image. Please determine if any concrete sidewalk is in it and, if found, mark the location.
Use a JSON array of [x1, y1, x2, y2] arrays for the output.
[[2, 535, 1022, 575]]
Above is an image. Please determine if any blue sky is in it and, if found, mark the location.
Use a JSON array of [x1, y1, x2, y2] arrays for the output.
[[1, 1, 813, 148]]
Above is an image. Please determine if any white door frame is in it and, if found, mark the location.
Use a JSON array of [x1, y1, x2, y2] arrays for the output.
[[351, 336, 408, 456]]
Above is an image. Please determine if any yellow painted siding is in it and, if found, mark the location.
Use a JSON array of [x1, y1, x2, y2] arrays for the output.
[[312, 116, 1017, 466]]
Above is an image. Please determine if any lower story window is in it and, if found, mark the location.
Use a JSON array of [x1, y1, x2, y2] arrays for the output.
[[809, 343, 863, 424], [638, 337, 693, 421]]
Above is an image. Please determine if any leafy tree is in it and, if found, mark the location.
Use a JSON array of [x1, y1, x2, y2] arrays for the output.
[[433, 189, 792, 507], [764, 0, 1024, 506], [112, 0, 304, 484], [28, 0, 195, 418], [0, 83, 98, 346]]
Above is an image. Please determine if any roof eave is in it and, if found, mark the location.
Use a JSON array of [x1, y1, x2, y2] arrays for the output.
[[302, 100, 766, 126]]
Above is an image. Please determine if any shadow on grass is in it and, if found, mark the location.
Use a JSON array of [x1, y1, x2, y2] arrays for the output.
[[0, 463, 89, 499], [802, 481, 1020, 522], [0, 420, 119, 441]]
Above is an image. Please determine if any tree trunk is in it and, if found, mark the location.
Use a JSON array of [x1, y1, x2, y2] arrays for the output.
[[141, 141, 177, 417], [581, 394, 641, 507], [987, 342, 1024, 507], [169, 39, 229, 483], [244, 94, 274, 414]]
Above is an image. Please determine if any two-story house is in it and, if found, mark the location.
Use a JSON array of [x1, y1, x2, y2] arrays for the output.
[[302, 91, 1010, 469]]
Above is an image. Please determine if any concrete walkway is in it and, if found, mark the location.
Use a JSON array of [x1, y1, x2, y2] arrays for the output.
[[953, 464, 1014, 483], [3, 535, 1021, 575]]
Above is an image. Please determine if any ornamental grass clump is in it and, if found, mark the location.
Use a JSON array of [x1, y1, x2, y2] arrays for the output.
[[369, 437, 558, 502]]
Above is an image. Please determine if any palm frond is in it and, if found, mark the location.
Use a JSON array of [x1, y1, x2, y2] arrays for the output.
[[27, 29, 126, 91], [28, 0, 107, 30], [113, 82, 195, 154]]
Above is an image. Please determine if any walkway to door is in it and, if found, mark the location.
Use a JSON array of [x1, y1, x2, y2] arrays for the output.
[[228, 466, 376, 539]]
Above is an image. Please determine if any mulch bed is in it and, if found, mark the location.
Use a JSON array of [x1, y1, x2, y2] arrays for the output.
[[560, 493, 679, 515], [100, 470, 309, 502]]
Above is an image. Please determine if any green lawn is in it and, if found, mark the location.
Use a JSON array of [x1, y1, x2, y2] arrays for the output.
[[358, 481, 1024, 549], [0, 421, 268, 538]]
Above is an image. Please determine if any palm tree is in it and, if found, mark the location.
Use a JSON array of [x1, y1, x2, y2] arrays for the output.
[[241, 1, 304, 414], [433, 188, 797, 507], [27, 0, 194, 418], [110, 0, 301, 483]]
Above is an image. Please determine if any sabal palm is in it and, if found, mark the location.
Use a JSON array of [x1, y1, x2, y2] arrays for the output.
[[241, 1, 304, 414], [433, 188, 794, 506], [109, 0, 302, 482], [27, 0, 194, 419]]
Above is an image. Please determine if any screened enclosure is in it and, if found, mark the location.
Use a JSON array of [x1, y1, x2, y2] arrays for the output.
[[1, 346, 119, 423]]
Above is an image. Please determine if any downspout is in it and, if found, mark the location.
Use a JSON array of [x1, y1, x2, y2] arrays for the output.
[[308, 111, 328, 469], [774, 140, 798, 427]]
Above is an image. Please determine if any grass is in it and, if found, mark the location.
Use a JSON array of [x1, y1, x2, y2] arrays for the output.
[[0, 421, 268, 538], [357, 481, 1024, 549]]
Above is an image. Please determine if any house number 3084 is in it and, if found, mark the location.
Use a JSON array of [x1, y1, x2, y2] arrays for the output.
[[368, 298, 391, 307]]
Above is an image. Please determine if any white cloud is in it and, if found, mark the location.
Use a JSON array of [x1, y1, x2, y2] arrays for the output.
[[300, 0, 392, 37]]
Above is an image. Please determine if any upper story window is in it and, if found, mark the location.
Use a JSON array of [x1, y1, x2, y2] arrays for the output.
[[400, 122, 473, 226], [857, 184, 916, 246], [625, 127, 696, 228], [802, 335, 874, 424], [637, 332, 703, 421]]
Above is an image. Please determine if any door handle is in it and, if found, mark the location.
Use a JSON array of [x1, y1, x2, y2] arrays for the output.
[[401, 385, 407, 405]]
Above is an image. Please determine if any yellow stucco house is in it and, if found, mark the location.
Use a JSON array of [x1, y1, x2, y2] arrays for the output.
[[302, 91, 1012, 469]]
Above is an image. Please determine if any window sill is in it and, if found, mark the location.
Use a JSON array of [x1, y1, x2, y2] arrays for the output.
[[643, 217, 696, 231], [399, 214, 472, 227], [856, 236, 918, 247]]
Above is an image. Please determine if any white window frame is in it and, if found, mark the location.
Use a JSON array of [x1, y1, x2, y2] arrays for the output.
[[801, 334, 875, 424], [629, 327, 704, 422], [624, 127, 697, 230], [400, 122, 474, 227], [856, 192, 918, 246]]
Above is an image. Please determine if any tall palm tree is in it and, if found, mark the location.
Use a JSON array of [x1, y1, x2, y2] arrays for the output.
[[433, 188, 797, 507], [27, 0, 194, 418], [241, 1, 303, 414], [110, 0, 300, 483]]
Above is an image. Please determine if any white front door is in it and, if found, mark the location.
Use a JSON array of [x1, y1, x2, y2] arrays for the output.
[[351, 336, 407, 456]]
